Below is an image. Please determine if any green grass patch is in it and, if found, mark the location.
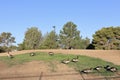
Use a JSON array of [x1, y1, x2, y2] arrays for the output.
[[0, 52, 120, 76]]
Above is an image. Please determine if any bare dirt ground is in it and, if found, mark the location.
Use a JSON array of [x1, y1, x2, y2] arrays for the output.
[[0, 61, 82, 80], [0, 49, 120, 80]]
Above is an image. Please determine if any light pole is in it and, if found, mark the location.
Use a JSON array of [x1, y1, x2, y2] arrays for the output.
[[53, 26, 56, 48], [53, 26, 56, 33]]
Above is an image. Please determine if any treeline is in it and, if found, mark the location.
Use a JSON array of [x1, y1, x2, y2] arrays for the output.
[[0, 21, 120, 53], [18, 22, 90, 50]]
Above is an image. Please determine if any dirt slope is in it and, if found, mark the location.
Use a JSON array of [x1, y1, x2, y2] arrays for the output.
[[0, 61, 81, 80]]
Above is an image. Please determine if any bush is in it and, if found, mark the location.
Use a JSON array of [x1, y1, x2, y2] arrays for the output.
[[0, 46, 6, 53]]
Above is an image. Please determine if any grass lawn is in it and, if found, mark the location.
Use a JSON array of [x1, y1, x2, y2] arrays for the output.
[[0, 52, 120, 76]]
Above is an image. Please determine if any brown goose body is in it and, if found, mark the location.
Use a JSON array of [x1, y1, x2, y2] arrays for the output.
[[61, 59, 70, 64], [81, 68, 93, 74], [29, 52, 36, 56], [94, 66, 102, 71], [71, 56, 79, 62], [7, 53, 14, 59], [48, 52, 54, 56]]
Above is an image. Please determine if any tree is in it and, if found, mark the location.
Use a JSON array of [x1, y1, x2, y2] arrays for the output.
[[59, 21, 82, 49], [92, 27, 120, 50], [0, 36, 2, 44], [0, 32, 15, 53], [80, 37, 90, 49], [23, 27, 42, 49], [17, 42, 25, 51], [40, 31, 58, 49]]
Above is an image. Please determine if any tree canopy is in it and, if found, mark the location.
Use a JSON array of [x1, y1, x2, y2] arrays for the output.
[[23, 27, 42, 49], [59, 21, 86, 49], [40, 31, 58, 49], [92, 27, 120, 50], [2, 22, 120, 51], [0, 32, 16, 53]]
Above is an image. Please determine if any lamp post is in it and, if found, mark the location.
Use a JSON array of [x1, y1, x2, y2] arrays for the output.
[[53, 26, 56, 48], [53, 26, 56, 33]]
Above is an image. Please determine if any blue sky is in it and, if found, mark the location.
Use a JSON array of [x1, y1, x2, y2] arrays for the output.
[[0, 0, 120, 45]]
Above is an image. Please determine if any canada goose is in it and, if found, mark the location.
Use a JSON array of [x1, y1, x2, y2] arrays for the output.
[[104, 65, 117, 72], [48, 52, 54, 56], [61, 58, 70, 64], [80, 68, 93, 74], [104, 65, 111, 71], [71, 56, 79, 62], [7, 53, 14, 59], [93, 66, 103, 71], [29, 52, 36, 56], [109, 67, 118, 72]]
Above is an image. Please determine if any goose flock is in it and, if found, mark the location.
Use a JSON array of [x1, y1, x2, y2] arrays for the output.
[[7, 52, 118, 74], [80, 65, 118, 74]]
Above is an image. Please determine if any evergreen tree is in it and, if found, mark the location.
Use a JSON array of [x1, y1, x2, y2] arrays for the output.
[[59, 21, 82, 49], [23, 27, 42, 49], [92, 27, 120, 50], [40, 31, 58, 49]]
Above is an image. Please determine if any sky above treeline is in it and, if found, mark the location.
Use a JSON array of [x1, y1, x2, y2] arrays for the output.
[[0, 0, 120, 45]]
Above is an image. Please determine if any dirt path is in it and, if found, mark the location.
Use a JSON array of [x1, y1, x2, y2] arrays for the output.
[[0, 49, 120, 65]]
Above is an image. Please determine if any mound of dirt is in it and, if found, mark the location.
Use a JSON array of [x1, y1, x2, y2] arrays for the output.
[[0, 61, 81, 80], [0, 61, 8, 71], [2, 49, 119, 65]]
